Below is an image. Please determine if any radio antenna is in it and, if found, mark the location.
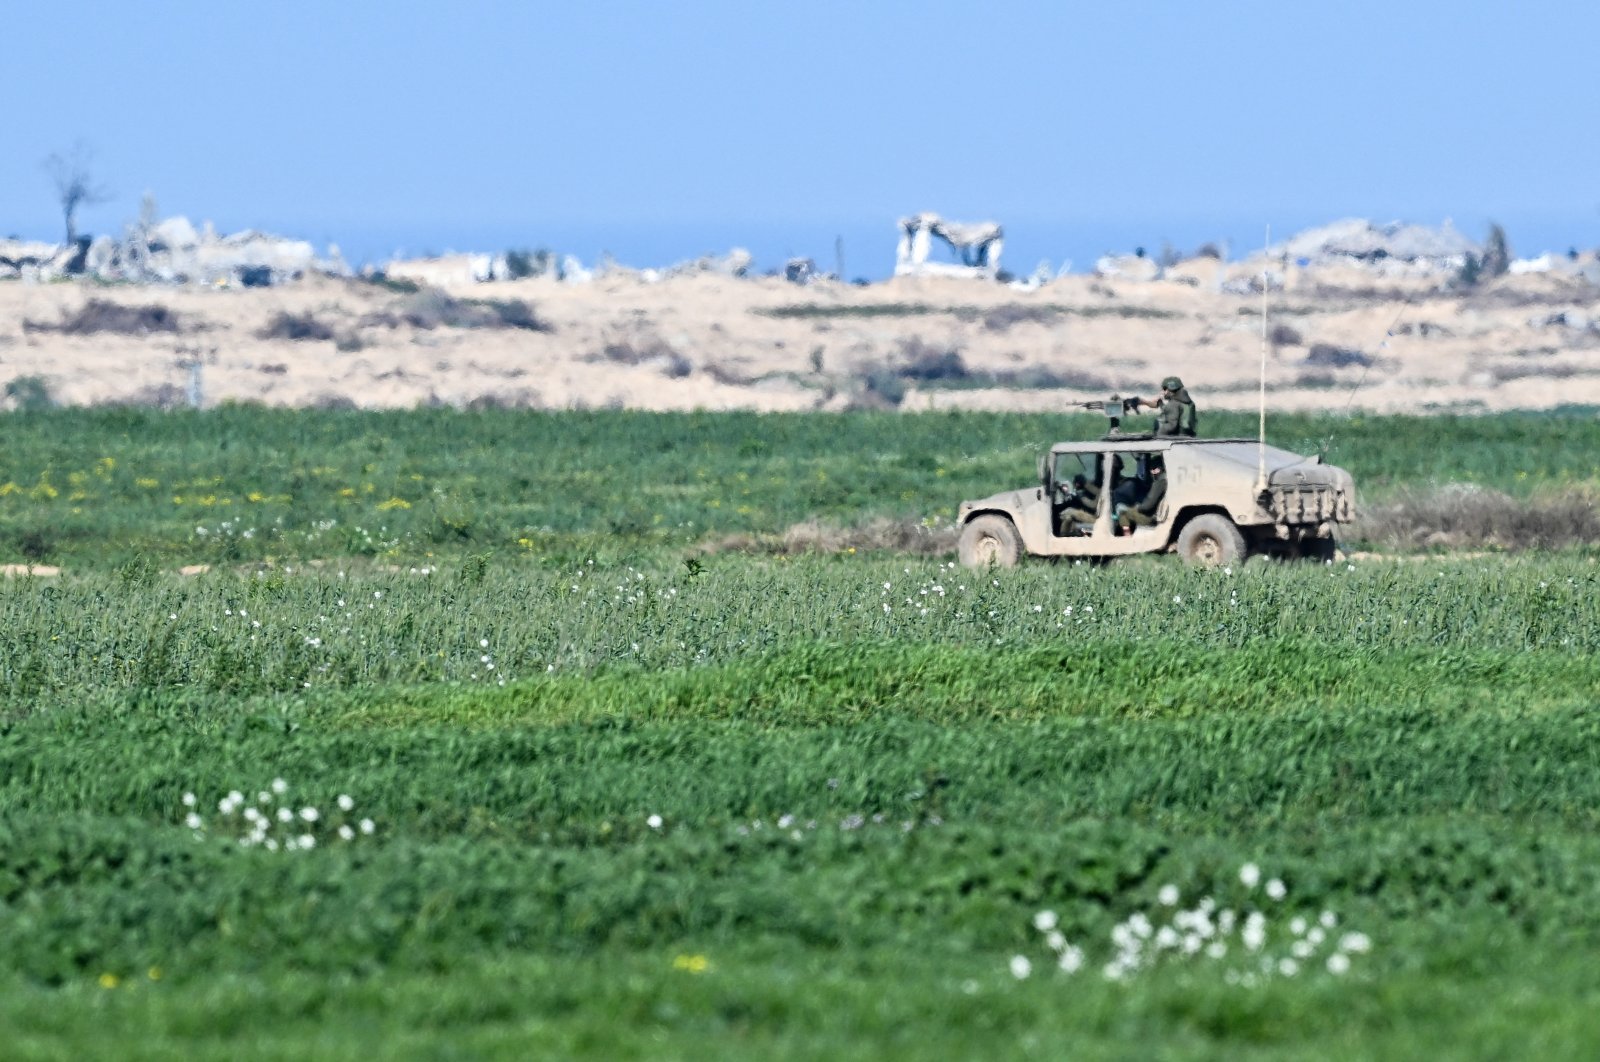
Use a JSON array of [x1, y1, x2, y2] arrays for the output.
[[1256, 225, 1270, 496]]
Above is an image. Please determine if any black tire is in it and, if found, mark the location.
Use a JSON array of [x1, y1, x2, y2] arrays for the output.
[[1301, 536, 1337, 563], [958, 515, 1023, 569], [1176, 513, 1247, 568]]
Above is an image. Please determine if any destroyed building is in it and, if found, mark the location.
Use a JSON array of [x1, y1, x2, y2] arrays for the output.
[[895, 212, 1004, 279], [0, 214, 345, 287]]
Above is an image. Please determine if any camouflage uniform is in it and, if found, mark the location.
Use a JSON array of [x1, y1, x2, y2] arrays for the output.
[[1153, 376, 1198, 437], [1057, 476, 1099, 534], [1117, 467, 1168, 531]]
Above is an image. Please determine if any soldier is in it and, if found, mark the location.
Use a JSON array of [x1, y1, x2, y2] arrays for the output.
[[1056, 473, 1099, 534], [1140, 376, 1198, 437], [1116, 455, 1167, 533]]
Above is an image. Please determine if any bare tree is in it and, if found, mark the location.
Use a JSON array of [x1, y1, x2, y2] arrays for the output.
[[42, 143, 111, 246]]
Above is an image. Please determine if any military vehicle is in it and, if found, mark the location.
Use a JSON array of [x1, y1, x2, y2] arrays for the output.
[[956, 426, 1355, 568]]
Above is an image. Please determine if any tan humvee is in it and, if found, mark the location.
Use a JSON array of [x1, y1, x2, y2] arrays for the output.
[[956, 434, 1355, 567]]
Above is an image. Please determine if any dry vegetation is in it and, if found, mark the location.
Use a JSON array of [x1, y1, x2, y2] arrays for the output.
[[1357, 486, 1600, 552], [1, 266, 1599, 412]]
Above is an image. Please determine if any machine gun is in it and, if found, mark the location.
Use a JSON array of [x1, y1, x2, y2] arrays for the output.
[[1077, 394, 1155, 432]]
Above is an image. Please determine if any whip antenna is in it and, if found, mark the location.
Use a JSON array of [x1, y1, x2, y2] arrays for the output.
[[1256, 225, 1270, 496]]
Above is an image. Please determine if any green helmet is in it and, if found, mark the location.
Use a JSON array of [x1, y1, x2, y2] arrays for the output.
[[1161, 375, 1183, 391]]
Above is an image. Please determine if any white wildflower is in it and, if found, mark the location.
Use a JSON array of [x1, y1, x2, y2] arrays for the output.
[[1032, 910, 1058, 932], [1158, 883, 1180, 906], [1265, 878, 1287, 901], [1326, 952, 1351, 975], [1339, 932, 1371, 953], [1009, 955, 1032, 980], [1239, 862, 1261, 888]]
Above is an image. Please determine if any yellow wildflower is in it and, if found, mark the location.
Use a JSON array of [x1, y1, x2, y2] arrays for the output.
[[672, 954, 711, 974]]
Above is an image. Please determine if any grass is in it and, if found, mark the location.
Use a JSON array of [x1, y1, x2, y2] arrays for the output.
[[0, 408, 1598, 567], [3, 410, 1600, 1055]]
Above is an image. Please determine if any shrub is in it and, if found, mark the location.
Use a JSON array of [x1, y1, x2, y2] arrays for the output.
[[256, 311, 336, 342], [1304, 343, 1372, 369], [505, 249, 555, 280], [860, 367, 907, 407], [4, 374, 56, 410], [23, 299, 183, 336], [1269, 324, 1303, 347], [598, 336, 689, 377], [362, 273, 421, 294], [897, 338, 968, 381], [981, 304, 1062, 331], [364, 292, 551, 332], [1482, 223, 1512, 280]]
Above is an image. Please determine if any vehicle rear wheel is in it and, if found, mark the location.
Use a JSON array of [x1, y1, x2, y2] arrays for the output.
[[958, 515, 1023, 569], [1176, 514, 1246, 567]]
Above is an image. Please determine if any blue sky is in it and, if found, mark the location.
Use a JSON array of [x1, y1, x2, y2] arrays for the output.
[[6, 1, 1598, 275]]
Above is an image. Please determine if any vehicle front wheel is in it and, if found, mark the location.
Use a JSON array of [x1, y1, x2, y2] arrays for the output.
[[958, 515, 1023, 569], [1176, 514, 1246, 568]]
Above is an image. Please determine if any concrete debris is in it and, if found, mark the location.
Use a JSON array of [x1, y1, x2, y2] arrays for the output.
[[665, 248, 752, 279], [1267, 218, 1478, 276], [1007, 260, 1058, 291], [1510, 251, 1600, 282], [0, 217, 342, 287], [0, 239, 62, 280], [784, 258, 819, 285], [895, 212, 1003, 279], [1094, 253, 1162, 282], [561, 255, 593, 283], [383, 253, 507, 287], [1221, 269, 1287, 296]]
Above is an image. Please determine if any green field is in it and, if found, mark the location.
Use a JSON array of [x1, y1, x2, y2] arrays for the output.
[[3, 410, 1600, 1059]]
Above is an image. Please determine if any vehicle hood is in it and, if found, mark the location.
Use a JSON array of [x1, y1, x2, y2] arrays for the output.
[[957, 487, 1030, 518]]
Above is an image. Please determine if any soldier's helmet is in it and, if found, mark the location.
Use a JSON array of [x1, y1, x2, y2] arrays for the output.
[[1162, 375, 1184, 391]]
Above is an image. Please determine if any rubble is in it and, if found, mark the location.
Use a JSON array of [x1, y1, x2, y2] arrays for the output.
[[0, 215, 344, 287], [1265, 218, 1479, 276], [382, 253, 506, 287], [662, 248, 752, 279], [1094, 252, 1162, 282], [895, 212, 1003, 279]]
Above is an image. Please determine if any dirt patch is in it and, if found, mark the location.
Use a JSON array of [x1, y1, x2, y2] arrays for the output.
[[704, 517, 959, 557], [1, 564, 61, 577]]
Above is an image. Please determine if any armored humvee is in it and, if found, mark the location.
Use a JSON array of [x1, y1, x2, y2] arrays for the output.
[[956, 433, 1355, 568]]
